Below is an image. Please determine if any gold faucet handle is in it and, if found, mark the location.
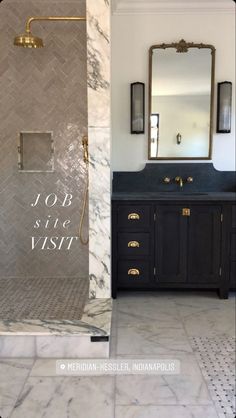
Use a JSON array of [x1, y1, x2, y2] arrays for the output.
[[187, 177, 193, 183], [175, 176, 184, 188], [163, 177, 171, 184]]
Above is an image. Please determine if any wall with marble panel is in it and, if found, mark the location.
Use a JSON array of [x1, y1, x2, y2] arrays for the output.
[[87, 0, 111, 298]]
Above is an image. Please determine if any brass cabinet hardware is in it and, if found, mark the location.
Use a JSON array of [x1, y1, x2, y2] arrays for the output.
[[128, 268, 140, 276], [128, 241, 140, 248], [187, 176, 193, 183], [182, 208, 191, 216], [163, 177, 171, 184], [128, 213, 140, 220]]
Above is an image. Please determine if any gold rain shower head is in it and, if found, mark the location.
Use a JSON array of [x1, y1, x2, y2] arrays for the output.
[[14, 16, 86, 49], [14, 33, 44, 48]]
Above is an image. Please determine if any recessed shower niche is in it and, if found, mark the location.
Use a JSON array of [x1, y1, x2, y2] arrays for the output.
[[18, 131, 54, 172]]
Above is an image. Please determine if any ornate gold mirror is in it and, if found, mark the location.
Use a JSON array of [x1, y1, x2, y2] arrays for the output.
[[149, 39, 215, 160]]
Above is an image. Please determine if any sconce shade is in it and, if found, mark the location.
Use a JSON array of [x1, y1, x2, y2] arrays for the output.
[[217, 81, 232, 133], [131, 82, 145, 134]]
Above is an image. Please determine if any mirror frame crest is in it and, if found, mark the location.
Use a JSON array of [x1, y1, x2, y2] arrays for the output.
[[148, 39, 216, 160]]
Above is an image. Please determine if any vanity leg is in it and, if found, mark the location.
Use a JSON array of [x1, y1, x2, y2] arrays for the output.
[[218, 287, 229, 300]]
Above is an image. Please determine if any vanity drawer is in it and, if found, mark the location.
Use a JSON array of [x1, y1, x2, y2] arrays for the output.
[[117, 205, 151, 229], [117, 260, 150, 286], [118, 233, 150, 256]]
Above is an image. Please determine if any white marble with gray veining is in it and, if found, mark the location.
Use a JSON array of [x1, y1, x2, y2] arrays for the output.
[[0, 336, 36, 358], [36, 335, 109, 358], [0, 292, 234, 417], [0, 298, 112, 336], [0, 359, 34, 418], [10, 376, 115, 418], [88, 128, 111, 298], [115, 352, 213, 406], [116, 325, 193, 356], [87, 0, 110, 128], [0, 299, 112, 358], [115, 405, 219, 418], [175, 297, 236, 337], [87, 0, 111, 299], [116, 298, 181, 328]]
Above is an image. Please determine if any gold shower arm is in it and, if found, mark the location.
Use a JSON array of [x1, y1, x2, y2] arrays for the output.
[[25, 16, 86, 33], [14, 15, 87, 48]]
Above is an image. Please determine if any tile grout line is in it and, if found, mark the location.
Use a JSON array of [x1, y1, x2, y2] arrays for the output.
[[174, 300, 222, 418], [8, 357, 37, 418], [113, 299, 120, 418]]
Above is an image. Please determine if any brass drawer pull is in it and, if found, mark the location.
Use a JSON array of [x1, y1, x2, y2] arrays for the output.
[[128, 213, 140, 220], [128, 241, 140, 248], [182, 208, 191, 217], [128, 268, 140, 276]]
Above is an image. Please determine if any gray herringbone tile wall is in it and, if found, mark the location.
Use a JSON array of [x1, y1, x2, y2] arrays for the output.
[[0, 1, 88, 279]]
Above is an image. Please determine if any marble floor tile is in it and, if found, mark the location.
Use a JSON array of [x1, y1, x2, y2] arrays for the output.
[[115, 353, 212, 406], [172, 291, 236, 303], [10, 376, 115, 418], [30, 359, 59, 377], [117, 301, 181, 328], [116, 374, 212, 405], [176, 299, 235, 337], [116, 325, 192, 356], [115, 374, 212, 407], [0, 359, 34, 418], [117, 292, 177, 304], [115, 405, 219, 418]]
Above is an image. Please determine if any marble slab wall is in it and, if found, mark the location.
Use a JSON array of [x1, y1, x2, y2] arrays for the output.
[[87, 0, 111, 298]]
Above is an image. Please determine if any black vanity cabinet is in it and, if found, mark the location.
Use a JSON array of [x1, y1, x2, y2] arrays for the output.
[[156, 205, 187, 284], [156, 205, 222, 285], [187, 205, 222, 284], [112, 200, 232, 299], [230, 205, 236, 288]]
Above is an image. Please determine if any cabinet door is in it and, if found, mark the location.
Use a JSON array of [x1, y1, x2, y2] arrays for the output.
[[188, 206, 222, 283], [156, 206, 187, 283]]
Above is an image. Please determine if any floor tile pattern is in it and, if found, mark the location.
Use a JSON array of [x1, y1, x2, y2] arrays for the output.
[[0, 291, 235, 418], [191, 336, 236, 418], [0, 277, 88, 320]]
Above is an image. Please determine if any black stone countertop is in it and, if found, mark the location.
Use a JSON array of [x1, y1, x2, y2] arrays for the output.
[[112, 192, 236, 202], [113, 164, 236, 195]]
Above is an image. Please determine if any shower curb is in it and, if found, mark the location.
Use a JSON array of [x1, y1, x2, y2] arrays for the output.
[[0, 299, 112, 359]]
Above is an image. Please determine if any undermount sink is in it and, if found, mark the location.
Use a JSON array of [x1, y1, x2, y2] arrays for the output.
[[156, 192, 208, 196], [181, 192, 208, 195]]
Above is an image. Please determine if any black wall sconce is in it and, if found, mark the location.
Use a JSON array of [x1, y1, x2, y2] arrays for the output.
[[217, 81, 232, 133], [131, 82, 145, 134]]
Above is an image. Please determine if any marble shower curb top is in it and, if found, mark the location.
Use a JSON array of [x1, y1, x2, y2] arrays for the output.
[[0, 299, 112, 337]]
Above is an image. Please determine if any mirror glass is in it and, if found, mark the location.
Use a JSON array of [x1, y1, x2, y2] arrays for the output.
[[149, 40, 215, 160]]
